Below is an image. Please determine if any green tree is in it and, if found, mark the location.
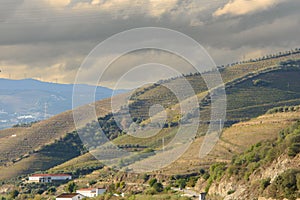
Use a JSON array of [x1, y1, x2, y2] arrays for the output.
[[9, 190, 19, 199], [149, 178, 157, 187], [65, 182, 77, 193], [176, 179, 187, 189], [152, 182, 163, 192], [47, 186, 56, 194], [142, 174, 149, 182]]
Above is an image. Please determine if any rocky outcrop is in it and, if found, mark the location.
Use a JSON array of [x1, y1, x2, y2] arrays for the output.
[[202, 154, 300, 199]]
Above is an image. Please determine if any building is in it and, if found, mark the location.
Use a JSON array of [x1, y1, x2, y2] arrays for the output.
[[28, 174, 72, 183], [76, 188, 106, 197], [199, 192, 206, 200], [56, 193, 84, 200]]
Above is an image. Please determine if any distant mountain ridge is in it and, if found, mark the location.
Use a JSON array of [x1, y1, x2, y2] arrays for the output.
[[0, 78, 126, 129]]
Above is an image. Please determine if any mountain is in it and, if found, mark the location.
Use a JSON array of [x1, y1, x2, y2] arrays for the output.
[[0, 78, 126, 129]]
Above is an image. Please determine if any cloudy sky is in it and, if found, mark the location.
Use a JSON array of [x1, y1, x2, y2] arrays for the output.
[[0, 0, 299, 88]]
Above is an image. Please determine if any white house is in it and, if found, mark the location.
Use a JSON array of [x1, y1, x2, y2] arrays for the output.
[[56, 193, 84, 200], [76, 188, 106, 197], [28, 174, 72, 183]]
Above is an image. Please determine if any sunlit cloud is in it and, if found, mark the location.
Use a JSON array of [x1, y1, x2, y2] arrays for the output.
[[213, 0, 287, 17], [45, 0, 71, 7]]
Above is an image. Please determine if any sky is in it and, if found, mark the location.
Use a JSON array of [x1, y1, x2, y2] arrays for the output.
[[0, 0, 299, 89]]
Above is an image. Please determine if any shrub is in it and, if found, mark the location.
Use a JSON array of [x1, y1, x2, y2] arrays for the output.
[[260, 178, 271, 190], [199, 168, 205, 175], [47, 186, 56, 194], [149, 178, 157, 187], [65, 182, 77, 193], [176, 179, 187, 189], [268, 169, 300, 199], [8, 190, 19, 199], [88, 180, 97, 186], [227, 189, 235, 195], [186, 177, 197, 187], [142, 174, 149, 182], [152, 182, 163, 192]]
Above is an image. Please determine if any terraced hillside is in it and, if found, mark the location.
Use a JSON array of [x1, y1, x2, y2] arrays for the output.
[[0, 97, 113, 180], [0, 50, 300, 180], [44, 108, 300, 200], [42, 55, 300, 176]]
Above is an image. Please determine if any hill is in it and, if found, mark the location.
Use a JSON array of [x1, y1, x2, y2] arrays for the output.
[[0, 78, 125, 129], [195, 111, 300, 199], [0, 50, 300, 181], [39, 108, 300, 200], [0, 96, 114, 180]]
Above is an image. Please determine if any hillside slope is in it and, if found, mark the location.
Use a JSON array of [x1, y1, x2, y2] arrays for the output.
[[0, 51, 300, 180], [0, 97, 113, 180], [196, 115, 300, 200], [42, 109, 300, 200]]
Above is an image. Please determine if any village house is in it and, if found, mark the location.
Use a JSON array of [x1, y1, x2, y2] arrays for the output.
[[76, 188, 106, 197], [56, 193, 84, 200], [28, 174, 72, 183]]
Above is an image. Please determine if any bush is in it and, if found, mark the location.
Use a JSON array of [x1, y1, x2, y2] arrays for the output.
[[144, 187, 157, 195], [88, 180, 97, 186], [176, 179, 186, 189], [252, 79, 269, 86], [149, 178, 158, 187], [65, 182, 77, 193], [227, 189, 235, 195], [142, 174, 149, 182], [268, 169, 300, 199], [152, 182, 163, 192], [47, 186, 56, 194], [260, 178, 271, 190], [8, 190, 19, 199], [186, 177, 197, 187]]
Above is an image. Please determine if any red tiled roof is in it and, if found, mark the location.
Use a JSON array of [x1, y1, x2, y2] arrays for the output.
[[30, 173, 71, 177], [56, 193, 79, 198], [77, 188, 95, 191]]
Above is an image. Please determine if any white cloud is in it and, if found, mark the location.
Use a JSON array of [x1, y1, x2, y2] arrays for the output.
[[213, 0, 287, 17], [147, 0, 178, 17], [71, 0, 178, 18], [45, 0, 71, 7]]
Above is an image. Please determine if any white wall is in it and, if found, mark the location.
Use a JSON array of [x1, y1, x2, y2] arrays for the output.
[[76, 188, 106, 197], [96, 189, 106, 195], [56, 194, 84, 200], [51, 175, 72, 180]]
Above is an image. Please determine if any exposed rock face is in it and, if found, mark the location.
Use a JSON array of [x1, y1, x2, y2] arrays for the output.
[[198, 154, 300, 200], [259, 154, 300, 182]]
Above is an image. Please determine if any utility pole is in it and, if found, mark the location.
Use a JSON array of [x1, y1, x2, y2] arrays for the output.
[[44, 102, 48, 120]]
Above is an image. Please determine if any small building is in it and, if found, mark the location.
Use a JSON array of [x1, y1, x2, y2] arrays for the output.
[[76, 188, 106, 197], [28, 174, 72, 183], [199, 192, 206, 200], [56, 193, 84, 200]]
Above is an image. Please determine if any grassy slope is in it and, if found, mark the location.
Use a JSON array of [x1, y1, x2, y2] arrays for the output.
[[151, 110, 300, 175], [47, 109, 300, 178]]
